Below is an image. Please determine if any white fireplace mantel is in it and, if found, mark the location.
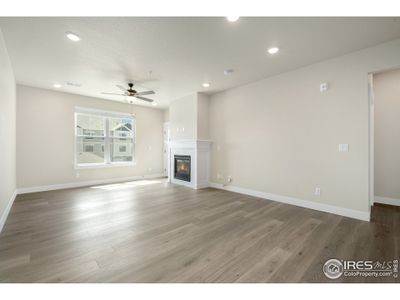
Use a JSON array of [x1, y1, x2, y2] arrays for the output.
[[168, 139, 212, 189]]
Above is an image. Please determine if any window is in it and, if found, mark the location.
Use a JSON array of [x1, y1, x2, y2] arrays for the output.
[[84, 144, 94, 152], [75, 108, 135, 167]]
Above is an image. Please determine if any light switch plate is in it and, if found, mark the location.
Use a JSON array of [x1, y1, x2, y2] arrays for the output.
[[320, 82, 328, 93], [339, 144, 349, 152]]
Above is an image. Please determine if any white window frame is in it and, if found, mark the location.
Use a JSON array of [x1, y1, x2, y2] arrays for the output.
[[74, 107, 136, 169]]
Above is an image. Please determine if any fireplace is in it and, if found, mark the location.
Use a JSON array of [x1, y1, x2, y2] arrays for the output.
[[169, 140, 211, 188], [174, 155, 191, 182]]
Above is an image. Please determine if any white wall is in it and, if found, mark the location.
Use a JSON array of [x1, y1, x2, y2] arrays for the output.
[[17, 85, 164, 189], [374, 69, 400, 200], [169, 92, 209, 141], [163, 109, 170, 122], [169, 93, 197, 140], [0, 30, 16, 230], [197, 93, 209, 140], [209, 38, 400, 215]]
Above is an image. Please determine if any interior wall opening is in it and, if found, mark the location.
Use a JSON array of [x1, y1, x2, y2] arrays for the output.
[[371, 68, 400, 207]]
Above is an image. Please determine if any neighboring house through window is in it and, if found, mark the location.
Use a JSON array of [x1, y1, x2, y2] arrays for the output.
[[84, 144, 94, 152], [75, 108, 135, 167]]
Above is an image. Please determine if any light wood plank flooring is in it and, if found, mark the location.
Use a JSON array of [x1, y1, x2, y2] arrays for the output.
[[0, 179, 399, 283]]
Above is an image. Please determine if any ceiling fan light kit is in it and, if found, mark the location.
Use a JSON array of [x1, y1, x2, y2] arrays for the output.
[[102, 82, 155, 103]]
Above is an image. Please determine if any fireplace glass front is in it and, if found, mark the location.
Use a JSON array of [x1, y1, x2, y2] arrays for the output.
[[174, 155, 191, 182]]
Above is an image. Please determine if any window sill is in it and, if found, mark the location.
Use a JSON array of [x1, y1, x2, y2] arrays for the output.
[[75, 162, 136, 170]]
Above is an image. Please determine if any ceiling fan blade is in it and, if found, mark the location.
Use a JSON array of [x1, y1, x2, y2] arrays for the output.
[[116, 85, 127, 92], [101, 92, 126, 96], [136, 90, 155, 96], [135, 96, 154, 102]]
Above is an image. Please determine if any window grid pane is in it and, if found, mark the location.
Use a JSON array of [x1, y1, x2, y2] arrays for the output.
[[110, 137, 134, 162], [76, 136, 105, 164], [76, 114, 105, 137]]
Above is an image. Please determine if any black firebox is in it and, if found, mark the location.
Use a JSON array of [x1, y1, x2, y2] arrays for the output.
[[174, 155, 191, 182]]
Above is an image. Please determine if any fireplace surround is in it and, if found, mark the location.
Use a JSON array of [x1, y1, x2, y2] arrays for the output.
[[168, 140, 211, 189]]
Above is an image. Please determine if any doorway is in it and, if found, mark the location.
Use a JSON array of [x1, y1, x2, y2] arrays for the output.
[[370, 68, 400, 207], [163, 122, 170, 177]]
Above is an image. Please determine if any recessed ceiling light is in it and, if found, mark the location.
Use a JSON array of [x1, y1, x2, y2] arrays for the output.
[[66, 32, 81, 42], [224, 69, 234, 76], [53, 83, 62, 88], [202, 83, 210, 88], [66, 81, 82, 87], [267, 47, 279, 55], [226, 16, 240, 22]]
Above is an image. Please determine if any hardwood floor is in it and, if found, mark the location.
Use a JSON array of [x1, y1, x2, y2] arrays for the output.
[[0, 179, 399, 283]]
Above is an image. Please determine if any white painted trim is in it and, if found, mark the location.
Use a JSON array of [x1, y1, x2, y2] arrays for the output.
[[209, 182, 370, 222], [194, 182, 210, 189], [368, 73, 375, 207], [17, 173, 165, 194], [74, 162, 136, 170], [374, 196, 400, 206], [0, 190, 17, 233]]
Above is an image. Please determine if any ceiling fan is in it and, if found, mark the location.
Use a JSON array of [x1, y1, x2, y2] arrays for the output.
[[102, 83, 155, 102]]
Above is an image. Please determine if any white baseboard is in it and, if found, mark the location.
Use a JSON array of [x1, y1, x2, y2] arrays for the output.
[[0, 190, 17, 233], [374, 196, 400, 206], [17, 173, 166, 194], [194, 183, 210, 189], [209, 182, 370, 222]]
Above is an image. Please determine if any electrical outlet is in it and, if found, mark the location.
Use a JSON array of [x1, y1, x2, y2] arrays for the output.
[[315, 187, 321, 196], [227, 176, 232, 183], [76, 172, 80, 178]]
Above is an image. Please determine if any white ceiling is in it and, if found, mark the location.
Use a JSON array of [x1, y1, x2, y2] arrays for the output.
[[1, 17, 400, 108]]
